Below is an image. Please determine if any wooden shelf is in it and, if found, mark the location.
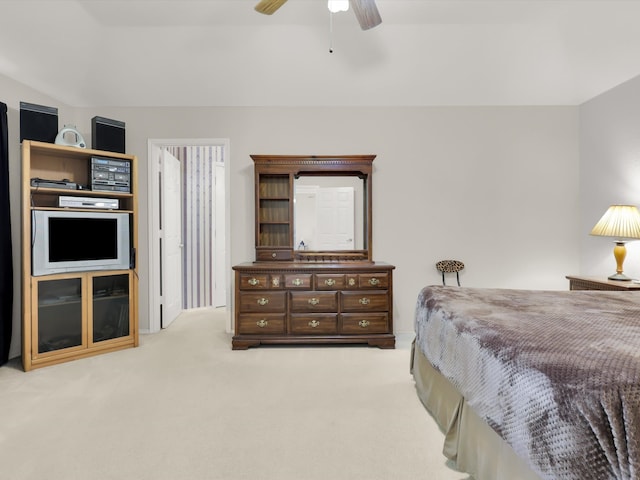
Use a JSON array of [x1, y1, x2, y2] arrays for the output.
[[21, 141, 139, 371]]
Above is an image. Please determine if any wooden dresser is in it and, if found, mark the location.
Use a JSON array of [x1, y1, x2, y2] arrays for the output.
[[232, 154, 395, 350], [232, 262, 395, 349]]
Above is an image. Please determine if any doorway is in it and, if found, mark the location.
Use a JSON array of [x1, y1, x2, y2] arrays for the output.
[[147, 139, 231, 334]]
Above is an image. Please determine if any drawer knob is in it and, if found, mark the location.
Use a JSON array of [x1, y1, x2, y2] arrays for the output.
[[358, 320, 370, 328], [368, 278, 380, 286], [248, 277, 259, 286], [257, 297, 269, 306], [359, 297, 370, 305], [308, 297, 320, 306], [324, 278, 336, 286], [308, 320, 320, 328], [292, 278, 303, 286], [271, 253, 277, 258], [256, 319, 269, 328]]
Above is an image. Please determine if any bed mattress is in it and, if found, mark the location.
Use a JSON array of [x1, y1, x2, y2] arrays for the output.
[[414, 285, 640, 480]]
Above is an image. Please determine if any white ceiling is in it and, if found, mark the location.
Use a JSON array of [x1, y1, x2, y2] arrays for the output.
[[1, 0, 640, 107]]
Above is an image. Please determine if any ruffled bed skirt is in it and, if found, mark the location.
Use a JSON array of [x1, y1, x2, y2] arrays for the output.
[[411, 340, 542, 480]]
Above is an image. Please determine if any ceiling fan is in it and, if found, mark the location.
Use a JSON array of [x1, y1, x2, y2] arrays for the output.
[[255, 0, 382, 31]]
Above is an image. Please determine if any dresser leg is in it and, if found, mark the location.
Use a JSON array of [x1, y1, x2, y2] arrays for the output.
[[368, 337, 395, 349], [232, 338, 261, 350]]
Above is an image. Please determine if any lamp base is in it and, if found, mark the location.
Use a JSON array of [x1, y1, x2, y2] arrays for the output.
[[608, 272, 632, 281]]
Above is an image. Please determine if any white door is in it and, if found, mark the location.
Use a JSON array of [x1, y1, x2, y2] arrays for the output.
[[316, 187, 355, 250], [161, 150, 183, 328]]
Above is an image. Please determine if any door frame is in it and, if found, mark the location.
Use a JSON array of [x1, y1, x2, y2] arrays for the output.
[[160, 149, 182, 329], [147, 138, 232, 334]]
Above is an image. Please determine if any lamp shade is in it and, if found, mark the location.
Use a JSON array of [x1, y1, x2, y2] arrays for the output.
[[590, 205, 640, 239]]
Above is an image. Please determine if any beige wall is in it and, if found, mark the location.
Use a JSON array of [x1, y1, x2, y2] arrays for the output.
[[2, 75, 581, 358], [579, 75, 640, 279], [0, 75, 75, 360]]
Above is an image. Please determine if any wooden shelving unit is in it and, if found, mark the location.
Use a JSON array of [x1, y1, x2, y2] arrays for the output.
[[256, 172, 293, 260], [21, 140, 139, 371]]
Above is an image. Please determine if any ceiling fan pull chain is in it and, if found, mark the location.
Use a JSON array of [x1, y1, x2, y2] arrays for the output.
[[329, 11, 335, 53]]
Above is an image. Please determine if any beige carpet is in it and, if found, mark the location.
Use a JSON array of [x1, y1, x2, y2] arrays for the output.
[[0, 308, 470, 480]]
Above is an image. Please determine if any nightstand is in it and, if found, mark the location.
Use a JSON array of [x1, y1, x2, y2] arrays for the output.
[[566, 275, 640, 291]]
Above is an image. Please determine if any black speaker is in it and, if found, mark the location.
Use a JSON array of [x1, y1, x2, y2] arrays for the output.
[[20, 102, 58, 143], [92, 116, 125, 153]]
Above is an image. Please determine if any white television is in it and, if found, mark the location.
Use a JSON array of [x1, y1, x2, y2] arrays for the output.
[[32, 210, 131, 276]]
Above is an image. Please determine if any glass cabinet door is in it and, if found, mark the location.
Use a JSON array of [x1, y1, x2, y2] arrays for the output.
[[36, 277, 84, 354], [92, 273, 131, 343]]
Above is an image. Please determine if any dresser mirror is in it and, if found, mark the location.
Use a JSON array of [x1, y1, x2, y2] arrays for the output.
[[294, 175, 366, 252]]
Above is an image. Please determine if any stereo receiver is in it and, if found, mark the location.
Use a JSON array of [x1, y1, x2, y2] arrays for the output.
[[90, 157, 131, 193]]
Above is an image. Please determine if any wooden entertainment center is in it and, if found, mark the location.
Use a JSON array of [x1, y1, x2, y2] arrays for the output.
[[232, 155, 395, 350], [21, 140, 138, 371]]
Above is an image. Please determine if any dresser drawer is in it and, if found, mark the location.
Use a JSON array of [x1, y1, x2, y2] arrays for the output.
[[238, 273, 283, 290], [256, 249, 293, 261], [341, 291, 389, 312], [238, 291, 286, 313], [290, 314, 338, 334], [315, 274, 345, 290], [341, 313, 389, 334], [290, 291, 338, 312], [358, 272, 389, 289], [237, 313, 286, 335], [238, 274, 269, 290], [284, 274, 312, 289]]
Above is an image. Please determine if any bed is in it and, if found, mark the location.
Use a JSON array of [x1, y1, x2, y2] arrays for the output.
[[411, 285, 640, 480]]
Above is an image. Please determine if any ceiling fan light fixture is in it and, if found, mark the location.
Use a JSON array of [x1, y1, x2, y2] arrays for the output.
[[328, 0, 349, 13], [351, 0, 382, 30], [255, 0, 288, 15]]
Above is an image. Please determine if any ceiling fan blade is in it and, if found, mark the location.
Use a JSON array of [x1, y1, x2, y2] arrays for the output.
[[255, 0, 288, 15], [350, 0, 382, 30]]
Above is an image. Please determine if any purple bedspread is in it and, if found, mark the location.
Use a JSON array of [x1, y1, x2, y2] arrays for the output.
[[414, 285, 640, 480]]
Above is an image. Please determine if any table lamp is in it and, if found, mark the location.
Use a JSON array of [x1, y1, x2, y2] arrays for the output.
[[590, 204, 640, 281]]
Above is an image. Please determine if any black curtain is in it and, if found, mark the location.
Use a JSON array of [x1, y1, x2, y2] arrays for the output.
[[0, 102, 12, 365]]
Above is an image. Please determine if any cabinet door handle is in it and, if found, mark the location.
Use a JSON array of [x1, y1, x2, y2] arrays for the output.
[[248, 277, 259, 286], [256, 319, 268, 328], [292, 278, 303, 286], [324, 278, 336, 286], [358, 320, 370, 328], [308, 320, 320, 328], [359, 297, 370, 305], [257, 297, 269, 306], [308, 297, 320, 306], [368, 278, 380, 286]]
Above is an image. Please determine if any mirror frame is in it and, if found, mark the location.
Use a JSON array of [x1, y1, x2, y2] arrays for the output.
[[251, 154, 375, 262]]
